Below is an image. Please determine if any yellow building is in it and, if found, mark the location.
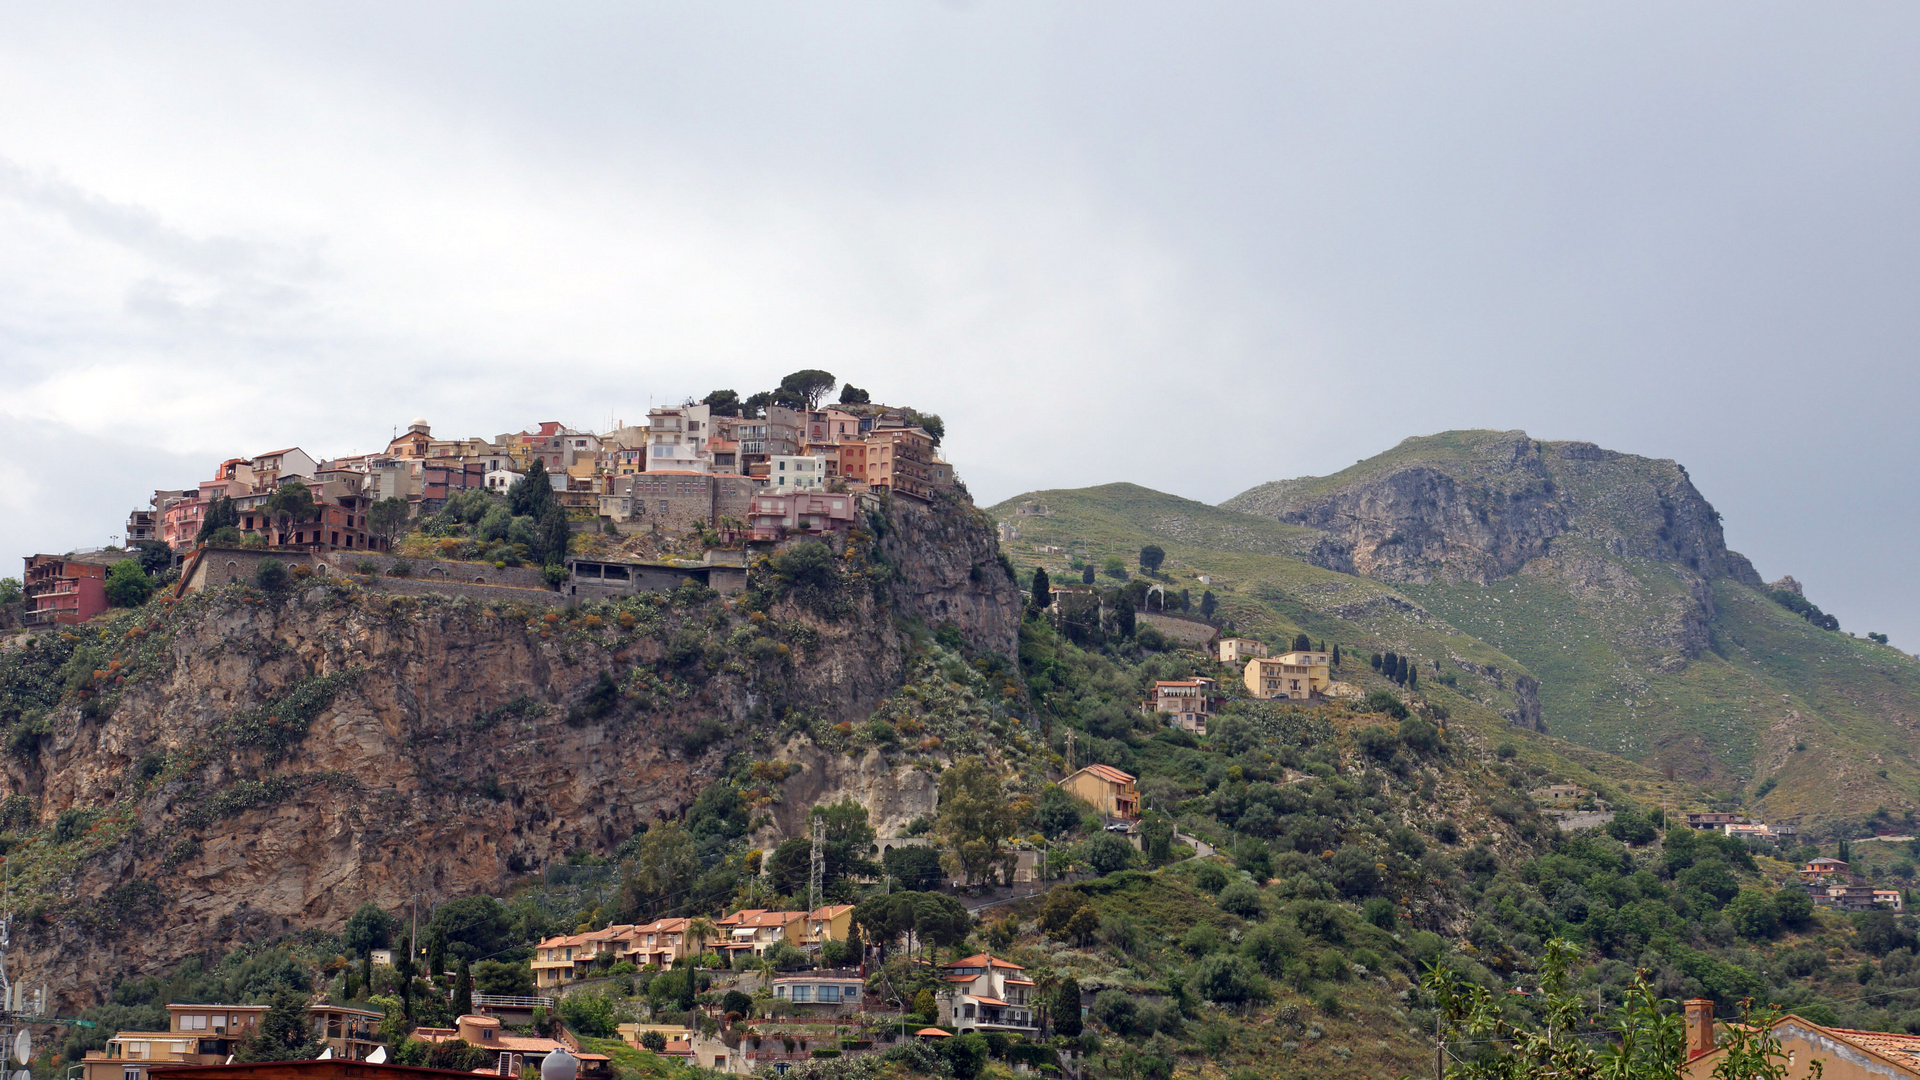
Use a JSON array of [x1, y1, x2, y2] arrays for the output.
[[80, 1003, 382, 1080], [803, 904, 856, 948], [1060, 765, 1139, 820], [1244, 650, 1330, 701]]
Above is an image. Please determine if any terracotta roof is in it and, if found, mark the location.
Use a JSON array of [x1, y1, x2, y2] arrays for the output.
[[914, 1028, 952, 1038], [1818, 1025, 1920, 1066], [808, 904, 855, 920], [1072, 764, 1135, 786], [943, 954, 1026, 972], [718, 909, 806, 928]]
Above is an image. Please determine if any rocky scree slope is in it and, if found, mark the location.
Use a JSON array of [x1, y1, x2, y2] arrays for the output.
[[0, 496, 1020, 1013]]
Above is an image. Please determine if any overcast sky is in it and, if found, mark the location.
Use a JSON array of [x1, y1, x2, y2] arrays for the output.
[[3, 3, 1917, 645]]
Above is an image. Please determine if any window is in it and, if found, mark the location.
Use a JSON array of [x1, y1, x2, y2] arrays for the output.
[[791, 986, 812, 1003], [818, 986, 839, 1003], [181, 1015, 205, 1030], [775, 985, 788, 998]]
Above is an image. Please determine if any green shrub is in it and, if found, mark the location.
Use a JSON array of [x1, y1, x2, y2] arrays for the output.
[[254, 559, 290, 591], [1217, 881, 1265, 919]]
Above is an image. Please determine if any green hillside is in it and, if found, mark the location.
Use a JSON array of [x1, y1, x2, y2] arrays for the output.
[[990, 484, 1668, 800], [994, 433, 1920, 837]]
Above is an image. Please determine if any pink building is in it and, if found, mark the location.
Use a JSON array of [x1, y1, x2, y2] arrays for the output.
[[748, 491, 859, 541], [22, 553, 122, 626]]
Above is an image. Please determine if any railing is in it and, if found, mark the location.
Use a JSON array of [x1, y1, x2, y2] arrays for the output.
[[472, 994, 555, 1009]]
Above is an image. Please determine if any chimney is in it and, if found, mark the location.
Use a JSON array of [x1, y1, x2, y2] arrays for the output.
[[1685, 999, 1716, 1058]]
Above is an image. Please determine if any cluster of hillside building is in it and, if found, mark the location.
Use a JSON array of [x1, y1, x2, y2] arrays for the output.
[[126, 403, 950, 553], [1137, 639, 1337, 736], [24, 403, 950, 627]]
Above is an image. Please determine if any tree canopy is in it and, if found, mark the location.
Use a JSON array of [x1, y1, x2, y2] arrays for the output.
[[935, 758, 1029, 886]]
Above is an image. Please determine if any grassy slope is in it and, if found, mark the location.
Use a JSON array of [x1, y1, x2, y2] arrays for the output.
[[990, 484, 1666, 797], [1218, 430, 1920, 835]]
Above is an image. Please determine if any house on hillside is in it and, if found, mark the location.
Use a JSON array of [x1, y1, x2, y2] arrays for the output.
[[1244, 650, 1331, 701], [1685, 812, 1747, 830], [1801, 857, 1852, 882], [22, 552, 127, 626], [803, 905, 856, 947], [1061, 765, 1139, 821], [622, 917, 698, 968], [714, 909, 807, 958], [937, 954, 1039, 1035], [1218, 637, 1268, 664], [1147, 678, 1217, 735], [771, 969, 867, 1016], [78, 1002, 383, 1080]]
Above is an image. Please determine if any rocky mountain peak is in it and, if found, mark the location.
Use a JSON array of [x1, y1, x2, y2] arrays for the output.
[[1223, 429, 1763, 589]]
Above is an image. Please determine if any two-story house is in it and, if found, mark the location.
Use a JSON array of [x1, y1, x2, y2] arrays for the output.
[[80, 1002, 382, 1080], [714, 909, 808, 958], [1148, 678, 1217, 735], [771, 969, 866, 1016], [937, 954, 1039, 1034], [1061, 765, 1139, 822], [621, 917, 698, 969], [1244, 650, 1330, 701], [802, 905, 856, 949], [531, 925, 636, 989], [1217, 637, 1268, 664]]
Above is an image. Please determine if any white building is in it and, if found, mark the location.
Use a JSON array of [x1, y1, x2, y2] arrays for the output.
[[769, 454, 829, 491]]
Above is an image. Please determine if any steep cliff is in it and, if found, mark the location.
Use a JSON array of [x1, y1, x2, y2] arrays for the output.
[[1223, 430, 1762, 590], [0, 495, 1019, 1011]]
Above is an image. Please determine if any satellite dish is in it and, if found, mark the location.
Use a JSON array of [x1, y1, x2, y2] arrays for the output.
[[13, 1028, 29, 1063], [541, 1048, 578, 1080], [316, 1048, 333, 1060], [367, 1047, 388, 1064]]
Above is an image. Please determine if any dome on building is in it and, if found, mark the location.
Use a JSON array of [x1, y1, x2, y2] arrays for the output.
[[541, 1047, 577, 1080], [407, 418, 431, 435]]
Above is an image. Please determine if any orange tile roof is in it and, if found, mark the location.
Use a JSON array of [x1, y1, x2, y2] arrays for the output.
[[1077, 764, 1135, 786], [943, 954, 1026, 971], [1818, 1025, 1920, 1067]]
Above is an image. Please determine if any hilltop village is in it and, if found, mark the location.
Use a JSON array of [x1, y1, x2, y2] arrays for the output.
[[15, 372, 954, 626]]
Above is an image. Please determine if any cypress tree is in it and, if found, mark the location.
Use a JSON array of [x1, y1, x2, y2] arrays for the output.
[[454, 957, 473, 1017], [1199, 591, 1217, 619], [1031, 566, 1052, 612], [1407, 664, 1418, 690], [1370, 653, 1381, 671], [1082, 565, 1096, 585], [1332, 644, 1341, 667], [537, 502, 571, 567], [1292, 633, 1311, 652], [1052, 976, 1083, 1037], [1316, 640, 1325, 652]]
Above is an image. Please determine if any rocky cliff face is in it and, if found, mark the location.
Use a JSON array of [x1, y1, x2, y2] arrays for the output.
[[1225, 431, 1762, 591], [0, 495, 1016, 1011]]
